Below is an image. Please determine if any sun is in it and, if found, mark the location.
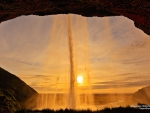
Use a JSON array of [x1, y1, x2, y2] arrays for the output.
[[77, 75, 83, 84]]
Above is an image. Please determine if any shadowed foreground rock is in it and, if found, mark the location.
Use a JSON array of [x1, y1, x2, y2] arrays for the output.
[[16, 107, 150, 113], [0, 67, 38, 112], [0, 89, 21, 113], [0, 0, 150, 35]]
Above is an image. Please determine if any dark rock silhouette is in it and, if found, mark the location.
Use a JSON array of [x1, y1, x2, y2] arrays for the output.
[[0, 0, 150, 35], [0, 67, 38, 112], [16, 107, 150, 113], [0, 89, 21, 113]]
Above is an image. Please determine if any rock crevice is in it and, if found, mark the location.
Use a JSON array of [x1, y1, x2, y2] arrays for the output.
[[0, 0, 150, 35]]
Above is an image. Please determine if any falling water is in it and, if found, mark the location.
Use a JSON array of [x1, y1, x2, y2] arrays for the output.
[[67, 15, 76, 109], [32, 14, 94, 110], [66, 14, 94, 109]]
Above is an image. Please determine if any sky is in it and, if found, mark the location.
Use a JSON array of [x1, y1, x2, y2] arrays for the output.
[[0, 14, 150, 93]]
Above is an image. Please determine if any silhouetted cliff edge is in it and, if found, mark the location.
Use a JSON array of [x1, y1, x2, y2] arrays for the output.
[[0, 67, 38, 112]]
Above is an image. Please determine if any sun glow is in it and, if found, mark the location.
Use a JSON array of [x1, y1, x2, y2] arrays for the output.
[[77, 75, 83, 84]]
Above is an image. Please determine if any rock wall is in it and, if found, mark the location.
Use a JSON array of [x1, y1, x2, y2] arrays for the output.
[[0, 0, 150, 35], [0, 67, 38, 111]]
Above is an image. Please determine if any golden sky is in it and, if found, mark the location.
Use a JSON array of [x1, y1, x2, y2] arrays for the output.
[[0, 14, 150, 93]]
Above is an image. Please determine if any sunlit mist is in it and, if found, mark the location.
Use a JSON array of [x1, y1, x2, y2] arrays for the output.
[[0, 14, 150, 95], [0, 13, 150, 110]]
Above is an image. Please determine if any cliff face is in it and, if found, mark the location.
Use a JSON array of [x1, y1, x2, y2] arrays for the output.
[[0, 0, 150, 35], [0, 89, 21, 113], [0, 67, 38, 111]]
